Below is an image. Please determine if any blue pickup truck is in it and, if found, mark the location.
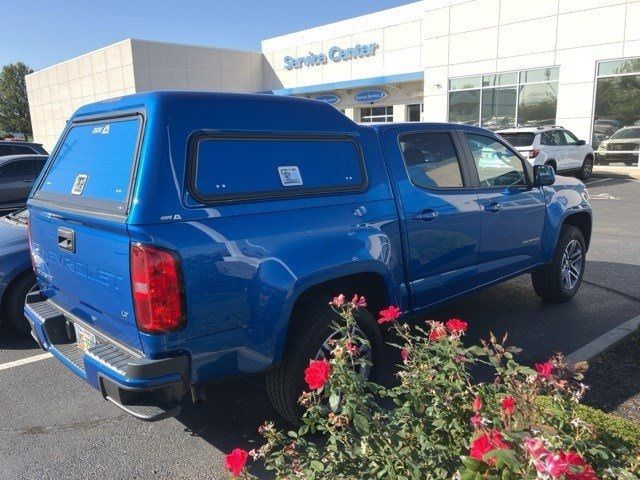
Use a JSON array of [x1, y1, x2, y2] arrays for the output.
[[25, 92, 591, 424]]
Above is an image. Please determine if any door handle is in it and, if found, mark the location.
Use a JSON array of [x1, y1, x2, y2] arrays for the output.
[[414, 210, 439, 222], [484, 202, 502, 213]]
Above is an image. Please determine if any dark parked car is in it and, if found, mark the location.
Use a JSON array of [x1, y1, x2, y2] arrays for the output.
[[0, 155, 48, 212], [0, 141, 47, 157], [0, 209, 34, 333]]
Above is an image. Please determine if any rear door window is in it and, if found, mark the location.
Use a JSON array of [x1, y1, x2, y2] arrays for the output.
[[399, 132, 465, 188], [192, 134, 366, 202], [34, 116, 142, 214]]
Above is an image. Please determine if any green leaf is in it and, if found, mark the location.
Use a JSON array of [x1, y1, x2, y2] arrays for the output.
[[353, 413, 370, 434], [329, 393, 340, 412], [310, 460, 324, 472]]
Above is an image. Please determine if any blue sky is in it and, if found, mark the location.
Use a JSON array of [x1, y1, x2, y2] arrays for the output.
[[2, 0, 416, 69]]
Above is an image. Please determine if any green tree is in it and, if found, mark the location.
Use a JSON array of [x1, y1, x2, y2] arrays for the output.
[[0, 62, 33, 136]]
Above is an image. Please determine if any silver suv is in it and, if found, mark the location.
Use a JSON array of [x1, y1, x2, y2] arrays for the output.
[[497, 126, 594, 180]]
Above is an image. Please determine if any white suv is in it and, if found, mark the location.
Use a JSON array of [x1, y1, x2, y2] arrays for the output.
[[497, 126, 594, 180]]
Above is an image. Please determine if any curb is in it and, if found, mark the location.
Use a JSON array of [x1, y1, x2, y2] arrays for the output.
[[565, 314, 640, 365]]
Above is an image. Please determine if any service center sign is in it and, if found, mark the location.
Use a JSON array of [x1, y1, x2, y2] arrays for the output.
[[284, 43, 379, 70]]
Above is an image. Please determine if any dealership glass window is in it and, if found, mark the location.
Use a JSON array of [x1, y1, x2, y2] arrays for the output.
[[448, 67, 559, 130], [407, 104, 423, 122], [449, 90, 480, 125], [592, 57, 640, 166], [360, 106, 393, 123]]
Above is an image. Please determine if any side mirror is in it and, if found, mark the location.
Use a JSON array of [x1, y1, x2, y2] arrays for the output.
[[534, 165, 555, 187], [576, 139, 586, 146]]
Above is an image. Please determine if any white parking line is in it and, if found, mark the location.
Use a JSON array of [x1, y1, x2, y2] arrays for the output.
[[0, 352, 52, 372], [585, 177, 612, 186]]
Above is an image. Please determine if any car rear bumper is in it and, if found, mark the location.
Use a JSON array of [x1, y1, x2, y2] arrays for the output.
[[25, 289, 190, 421]]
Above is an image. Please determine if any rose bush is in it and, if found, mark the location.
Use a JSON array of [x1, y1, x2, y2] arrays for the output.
[[225, 295, 640, 479]]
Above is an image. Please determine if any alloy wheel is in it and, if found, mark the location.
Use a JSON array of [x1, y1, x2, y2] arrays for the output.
[[561, 239, 583, 291]]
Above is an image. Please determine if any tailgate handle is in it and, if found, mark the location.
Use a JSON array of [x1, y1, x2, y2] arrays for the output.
[[57, 227, 75, 253]]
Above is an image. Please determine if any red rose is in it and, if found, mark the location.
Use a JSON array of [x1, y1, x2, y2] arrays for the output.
[[225, 448, 249, 477], [400, 348, 409, 362], [523, 437, 549, 461], [428, 321, 447, 341], [469, 429, 509, 465], [378, 305, 401, 324], [445, 317, 468, 334], [304, 359, 331, 390], [560, 451, 598, 480], [535, 362, 554, 379], [473, 396, 483, 413], [501, 395, 516, 416]]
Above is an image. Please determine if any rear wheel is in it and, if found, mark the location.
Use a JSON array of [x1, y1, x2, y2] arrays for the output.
[[265, 303, 383, 425], [532, 226, 586, 302], [3, 272, 36, 333], [577, 155, 593, 180]]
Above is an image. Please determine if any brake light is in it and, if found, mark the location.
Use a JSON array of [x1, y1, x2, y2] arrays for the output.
[[130, 243, 186, 334], [524, 148, 540, 159]]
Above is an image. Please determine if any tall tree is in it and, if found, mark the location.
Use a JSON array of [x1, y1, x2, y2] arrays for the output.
[[0, 62, 33, 136]]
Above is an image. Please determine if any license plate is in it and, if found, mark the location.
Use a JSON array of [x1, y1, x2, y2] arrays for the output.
[[74, 323, 98, 351]]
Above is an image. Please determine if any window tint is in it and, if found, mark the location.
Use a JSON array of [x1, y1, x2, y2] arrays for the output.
[[561, 130, 578, 145], [399, 132, 464, 189], [552, 130, 566, 146], [0, 160, 30, 177], [466, 134, 527, 188], [0, 145, 10, 156], [10, 145, 35, 155], [498, 132, 535, 147], [194, 136, 364, 200], [37, 117, 141, 212], [541, 132, 557, 146]]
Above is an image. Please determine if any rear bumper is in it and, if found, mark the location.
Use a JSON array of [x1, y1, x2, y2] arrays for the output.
[[25, 289, 190, 421]]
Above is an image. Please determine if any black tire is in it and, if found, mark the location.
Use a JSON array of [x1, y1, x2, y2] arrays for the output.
[[532, 226, 586, 302], [265, 303, 383, 425], [577, 155, 593, 181], [3, 272, 36, 333]]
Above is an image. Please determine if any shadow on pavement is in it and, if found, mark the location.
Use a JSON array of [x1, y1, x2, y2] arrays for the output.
[[0, 325, 37, 350]]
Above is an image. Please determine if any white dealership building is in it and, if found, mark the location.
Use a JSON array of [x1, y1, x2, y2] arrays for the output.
[[26, 0, 640, 165]]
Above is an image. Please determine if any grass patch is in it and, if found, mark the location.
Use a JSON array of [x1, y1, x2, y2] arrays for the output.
[[574, 402, 640, 454]]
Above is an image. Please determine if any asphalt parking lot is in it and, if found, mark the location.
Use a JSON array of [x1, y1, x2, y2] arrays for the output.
[[1, 171, 639, 480]]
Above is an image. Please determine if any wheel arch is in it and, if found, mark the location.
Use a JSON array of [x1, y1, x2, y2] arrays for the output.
[[562, 211, 592, 251], [272, 267, 394, 364]]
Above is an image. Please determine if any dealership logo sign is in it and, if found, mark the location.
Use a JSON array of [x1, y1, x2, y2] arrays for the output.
[[284, 43, 379, 70], [354, 90, 388, 103], [314, 95, 340, 105]]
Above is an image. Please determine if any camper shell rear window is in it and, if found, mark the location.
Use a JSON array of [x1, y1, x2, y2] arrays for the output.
[[189, 132, 367, 203], [33, 114, 143, 215]]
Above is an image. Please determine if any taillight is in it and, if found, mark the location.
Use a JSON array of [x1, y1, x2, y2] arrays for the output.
[[524, 148, 540, 159], [130, 243, 186, 334]]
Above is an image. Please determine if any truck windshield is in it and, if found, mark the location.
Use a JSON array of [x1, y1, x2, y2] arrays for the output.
[[33, 116, 142, 215]]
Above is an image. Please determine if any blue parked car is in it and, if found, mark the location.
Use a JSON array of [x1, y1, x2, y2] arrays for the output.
[[25, 92, 592, 424], [0, 209, 35, 333]]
